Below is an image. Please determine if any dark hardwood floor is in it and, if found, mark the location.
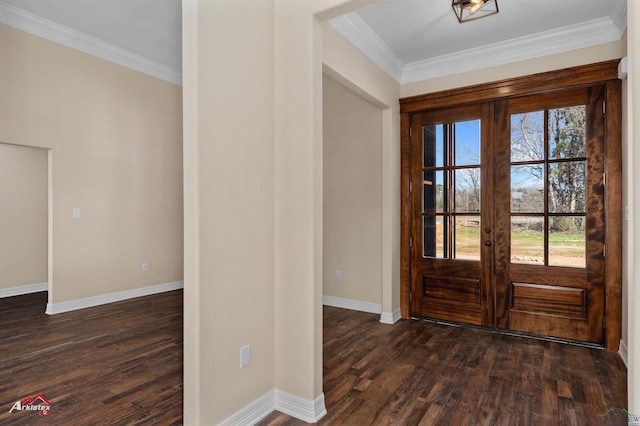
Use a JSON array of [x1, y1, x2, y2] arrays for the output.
[[0, 290, 183, 426], [261, 307, 627, 426], [0, 292, 627, 425]]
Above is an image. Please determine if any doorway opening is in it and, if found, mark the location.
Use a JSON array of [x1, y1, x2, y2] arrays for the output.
[[0, 143, 50, 308]]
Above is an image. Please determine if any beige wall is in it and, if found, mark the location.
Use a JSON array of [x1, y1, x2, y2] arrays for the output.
[[182, 0, 385, 423], [323, 74, 382, 305], [0, 144, 48, 289], [0, 23, 183, 304], [183, 1, 276, 424], [273, 1, 324, 402]]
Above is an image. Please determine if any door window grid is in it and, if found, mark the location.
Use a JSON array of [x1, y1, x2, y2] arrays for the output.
[[510, 106, 587, 268], [422, 120, 481, 260]]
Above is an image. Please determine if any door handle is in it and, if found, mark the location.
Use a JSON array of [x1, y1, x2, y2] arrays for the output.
[[484, 240, 492, 247]]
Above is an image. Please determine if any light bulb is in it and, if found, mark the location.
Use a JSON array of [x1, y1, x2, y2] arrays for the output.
[[469, 0, 485, 14]]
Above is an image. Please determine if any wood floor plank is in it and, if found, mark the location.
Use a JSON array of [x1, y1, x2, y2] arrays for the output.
[[259, 307, 627, 426], [2, 294, 625, 425], [0, 291, 182, 426]]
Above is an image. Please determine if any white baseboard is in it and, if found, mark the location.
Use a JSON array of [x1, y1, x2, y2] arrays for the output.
[[275, 390, 327, 423], [218, 391, 275, 426], [0, 282, 48, 298], [323, 295, 381, 314], [619, 339, 628, 368], [380, 308, 401, 324], [45, 281, 183, 315], [218, 389, 326, 426]]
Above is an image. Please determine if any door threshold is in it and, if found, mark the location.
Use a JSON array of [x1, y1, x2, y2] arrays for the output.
[[410, 316, 603, 350]]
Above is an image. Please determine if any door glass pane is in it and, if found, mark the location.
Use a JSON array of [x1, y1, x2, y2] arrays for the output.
[[548, 161, 586, 213], [423, 171, 446, 213], [454, 216, 480, 260], [454, 120, 480, 166], [421, 118, 482, 261], [511, 111, 544, 162], [549, 216, 586, 268], [511, 216, 544, 265], [511, 165, 544, 213], [509, 103, 588, 269], [423, 216, 446, 258], [454, 168, 480, 213], [423, 124, 446, 168], [549, 106, 586, 159]]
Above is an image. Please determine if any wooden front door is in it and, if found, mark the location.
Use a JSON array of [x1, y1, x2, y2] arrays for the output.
[[408, 86, 608, 344], [409, 103, 494, 326], [492, 87, 606, 343]]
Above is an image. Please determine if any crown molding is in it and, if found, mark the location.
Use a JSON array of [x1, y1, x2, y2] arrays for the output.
[[331, 10, 626, 86], [330, 13, 405, 83], [0, 1, 182, 86], [403, 17, 623, 84]]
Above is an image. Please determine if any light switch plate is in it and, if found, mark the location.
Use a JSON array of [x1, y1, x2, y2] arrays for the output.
[[240, 344, 251, 368]]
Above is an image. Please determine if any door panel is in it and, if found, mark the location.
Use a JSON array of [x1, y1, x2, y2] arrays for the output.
[[419, 272, 482, 325]]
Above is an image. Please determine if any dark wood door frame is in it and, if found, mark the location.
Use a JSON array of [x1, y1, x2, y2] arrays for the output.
[[400, 60, 623, 351]]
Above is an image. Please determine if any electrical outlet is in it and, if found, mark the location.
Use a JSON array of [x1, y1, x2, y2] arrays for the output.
[[335, 270, 343, 281], [240, 344, 251, 368], [141, 263, 148, 272]]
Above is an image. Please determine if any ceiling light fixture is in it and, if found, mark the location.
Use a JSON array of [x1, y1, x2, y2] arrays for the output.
[[452, 0, 499, 23]]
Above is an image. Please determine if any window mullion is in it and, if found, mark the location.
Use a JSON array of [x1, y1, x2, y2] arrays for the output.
[[544, 109, 550, 266]]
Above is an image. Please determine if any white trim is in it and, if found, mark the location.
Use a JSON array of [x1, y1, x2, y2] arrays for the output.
[[380, 308, 401, 325], [323, 295, 382, 314], [619, 339, 628, 368], [0, 1, 182, 86], [402, 17, 623, 84], [0, 282, 48, 298], [331, 12, 625, 85], [619, 56, 629, 80], [217, 390, 327, 426], [45, 281, 183, 315], [329, 14, 404, 83], [218, 391, 275, 426], [274, 390, 327, 424]]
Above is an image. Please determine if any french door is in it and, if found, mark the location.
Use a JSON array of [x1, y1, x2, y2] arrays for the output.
[[408, 86, 607, 344], [409, 103, 494, 326]]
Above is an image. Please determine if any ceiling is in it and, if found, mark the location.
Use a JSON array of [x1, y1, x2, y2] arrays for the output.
[[0, 0, 627, 86], [331, 0, 627, 83]]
